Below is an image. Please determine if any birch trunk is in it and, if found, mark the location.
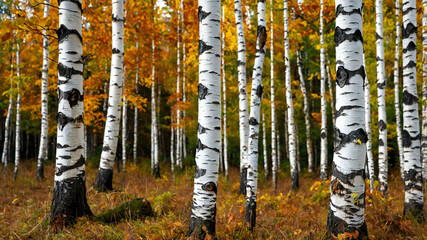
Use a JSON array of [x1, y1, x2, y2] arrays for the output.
[[186, 1, 221, 237], [94, 0, 125, 192], [176, 2, 182, 169], [326, 60, 336, 128], [182, 42, 187, 159], [363, 53, 375, 192], [402, 0, 424, 217], [326, 1, 368, 237], [277, 130, 280, 169], [234, 0, 249, 195], [50, 0, 92, 225], [320, 0, 328, 180], [14, 44, 21, 180], [376, 0, 388, 195], [421, 0, 427, 183], [221, 6, 228, 178], [262, 111, 268, 179], [152, 39, 159, 178], [394, 0, 404, 180], [133, 42, 138, 163], [284, 0, 298, 189], [270, 3, 277, 189], [122, 94, 127, 172], [245, 0, 266, 230], [170, 113, 175, 177], [296, 50, 313, 174], [2, 97, 13, 176], [37, 0, 50, 181]]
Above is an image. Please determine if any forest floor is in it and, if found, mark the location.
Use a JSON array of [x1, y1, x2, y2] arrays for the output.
[[0, 159, 426, 239]]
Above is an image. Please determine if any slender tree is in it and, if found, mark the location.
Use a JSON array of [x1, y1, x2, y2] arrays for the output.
[[13, 43, 21, 180], [133, 42, 139, 162], [234, 0, 249, 195], [37, 0, 50, 181], [422, 0, 427, 183], [122, 86, 127, 172], [186, 1, 221, 237], [221, 5, 228, 178], [284, 0, 298, 189], [176, 0, 182, 169], [376, 0, 388, 195], [363, 53, 375, 192], [182, 42, 187, 159], [50, 0, 92, 225], [296, 50, 313, 174], [2, 96, 13, 176], [326, 57, 336, 128], [152, 39, 159, 178], [94, 0, 125, 191], [394, 0, 404, 180], [170, 113, 175, 177], [320, 0, 328, 181], [326, 0, 368, 237], [402, 0, 424, 217], [270, 2, 277, 188]]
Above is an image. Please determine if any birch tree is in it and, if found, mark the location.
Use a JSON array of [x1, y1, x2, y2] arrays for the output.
[[262, 111, 268, 179], [37, 0, 50, 181], [245, 0, 266, 230], [296, 50, 313, 174], [376, 0, 388, 195], [221, 5, 228, 178], [94, 0, 125, 192], [326, 0, 368, 237], [50, 0, 92, 225], [326, 58, 336, 128], [234, 0, 249, 195], [133, 42, 139, 162], [284, 0, 298, 189], [175, 0, 182, 169], [122, 89, 127, 172], [401, 0, 424, 217], [363, 53, 375, 192], [186, 1, 221, 237], [320, 0, 328, 180], [421, 0, 427, 183], [14, 43, 21, 180], [151, 39, 159, 178], [394, 0, 404, 180], [270, 2, 277, 188], [2, 96, 13, 176]]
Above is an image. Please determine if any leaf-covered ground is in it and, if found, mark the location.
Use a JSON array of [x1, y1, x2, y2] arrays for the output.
[[0, 160, 425, 239]]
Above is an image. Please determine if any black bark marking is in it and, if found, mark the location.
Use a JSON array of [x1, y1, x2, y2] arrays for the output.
[[402, 90, 418, 105], [336, 66, 365, 88], [256, 25, 267, 52], [336, 105, 363, 117], [327, 206, 368, 238], [55, 155, 85, 176], [379, 120, 387, 131], [375, 32, 383, 40], [199, 40, 213, 56], [402, 7, 416, 16], [196, 139, 220, 153], [402, 130, 420, 148], [402, 170, 423, 218], [403, 60, 416, 69], [237, 60, 245, 66], [198, 83, 209, 100], [57, 63, 83, 84], [58, 0, 82, 11], [57, 143, 70, 149], [153, 165, 160, 178], [59, 88, 83, 108], [321, 131, 326, 139], [402, 23, 417, 39], [202, 181, 217, 194], [402, 41, 416, 53], [256, 85, 263, 98], [194, 164, 207, 178], [335, 4, 362, 17], [93, 168, 113, 192], [57, 24, 82, 44], [186, 215, 216, 239], [112, 14, 125, 22], [197, 123, 209, 134], [239, 167, 247, 195], [102, 145, 111, 151], [112, 48, 121, 54], [335, 128, 367, 152], [248, 117, 259, 126], [377, 80, 386, 89], [379, 139, 384, 146], [57, 112, 75, 131], [335, 27, 363, 47], [198, 6, 211, 22], [245, 196, 256, 231], [50, 175, 92, 226], [332, 165, 365, 187]]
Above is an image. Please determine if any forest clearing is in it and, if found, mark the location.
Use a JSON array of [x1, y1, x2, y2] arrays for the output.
[[0, 0, 426, 239]]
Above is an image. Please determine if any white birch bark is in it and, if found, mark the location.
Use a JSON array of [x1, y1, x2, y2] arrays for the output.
[[326, 59, 336, 128], [326, 1, 368, 237], [402, 0, 424, 217], [394, 0, 404, 180], [284, 0, 298, 189], [133, 42, 138, 162], [221, 6, 228, 178], [2, 97, 13, 176], [320, 0, 328, 180], [50, 0, 92, 224], [170, 113, 175, 177], [151, 39, 159, 178], [270, 3, 277, 188], [37, 0, 50, 181], [234, 0, 249, 195], [182, 42, 187, 159], [262, 111, 268, 179], [296, 50, 313, 175], [186, 1, 221, 237], [245, 0, 266, 230], [376, 0, 388, 195], [363, 53, 375, 192], [122, 92, 127, 172], [277, 130, 280, 168], [14, 44, 21, 180], [94, 0, 125, 191], [423, 0, 427, 183], [176, 2, 182, 169]]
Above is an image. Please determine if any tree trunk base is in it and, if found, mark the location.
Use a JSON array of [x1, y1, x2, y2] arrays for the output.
[[50, 176, 93, 227], [291, 171, 299, 190], [37, 164, 45, 181], [186, 216, 216, 239], [245, 197, 256, 232], [154, 166, 160, 178], [239, 167, 247, 195], [403, 201, 424, 221], [96, 198, 153, 223], [94, 168, 113, 192], [326, 208, 368, 239], [320, 171, 328, 181], [379, 182, 388, 197]]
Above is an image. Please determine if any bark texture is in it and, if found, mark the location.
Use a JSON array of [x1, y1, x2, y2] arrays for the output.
[[2, 97, 13, 176], [221, 6, 228, 178], [363, 53, 375, 192], [14, 44, 21, 180], [320, 0, 328, 180], [422, 0, 427, 183], [326, 1, 368, 238], [270, 3, 277, 188]]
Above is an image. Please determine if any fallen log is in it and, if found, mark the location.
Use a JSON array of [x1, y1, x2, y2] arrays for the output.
[[96, 198, 153, 223]]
